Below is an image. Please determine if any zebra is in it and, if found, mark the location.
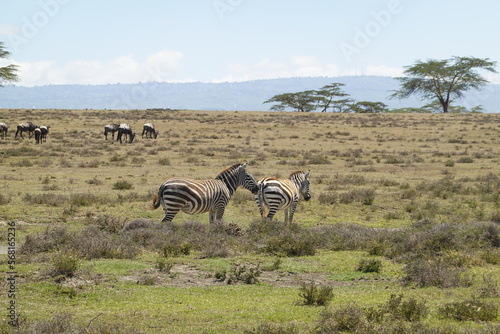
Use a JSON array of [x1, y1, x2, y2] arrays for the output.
[[40, 126, 50, 142], [104, 124, 119, 140], [142, 123, 158, 139], [116, 123, 135, 143], [151, 163, 259, 224], [15, 122, 38, 139], [0, 122, 8, 139], [255, 170, 311, 224]]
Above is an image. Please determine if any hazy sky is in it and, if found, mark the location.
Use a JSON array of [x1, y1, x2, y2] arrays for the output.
[[1, 0, 499, 86]]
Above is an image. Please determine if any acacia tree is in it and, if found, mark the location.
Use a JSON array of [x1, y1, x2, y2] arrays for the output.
[[0, 42, 19, 86], [315, 83, 350, 112], [264, 90, 318, 112], [351, 101, 388, 113], [390, 56, 496, 113]]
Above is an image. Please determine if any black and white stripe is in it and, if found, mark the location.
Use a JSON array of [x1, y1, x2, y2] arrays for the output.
[[152, 163, 258, 223], [256, 170, 311, 224]]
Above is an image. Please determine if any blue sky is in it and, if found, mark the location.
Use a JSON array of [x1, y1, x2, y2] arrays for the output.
[[1, 0, 499, 86]]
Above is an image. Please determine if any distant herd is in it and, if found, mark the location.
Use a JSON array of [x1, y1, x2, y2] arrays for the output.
[[0, 122, 159, 144]]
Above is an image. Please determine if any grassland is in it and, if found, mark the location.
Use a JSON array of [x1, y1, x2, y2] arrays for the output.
[[0, 108, 499, 333]]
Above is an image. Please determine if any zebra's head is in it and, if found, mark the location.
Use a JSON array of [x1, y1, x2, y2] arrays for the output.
[[295, 170, 311, 201], [217, 163, 259, 195]]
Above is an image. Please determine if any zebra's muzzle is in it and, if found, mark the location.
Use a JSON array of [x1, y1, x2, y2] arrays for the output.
[[304, 194, 311, 201]]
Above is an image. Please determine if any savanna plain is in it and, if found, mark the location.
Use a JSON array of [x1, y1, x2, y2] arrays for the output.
[[0, 108, 499, 334]]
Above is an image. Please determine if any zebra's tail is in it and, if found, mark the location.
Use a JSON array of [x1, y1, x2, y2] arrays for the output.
[[150, 187, 162, 210]]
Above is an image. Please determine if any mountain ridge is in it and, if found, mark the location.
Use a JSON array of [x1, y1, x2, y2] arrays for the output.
[[1, 76, 499, 112]]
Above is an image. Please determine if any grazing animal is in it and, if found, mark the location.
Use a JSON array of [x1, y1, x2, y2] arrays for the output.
[[116, 123, 135, 143], [104, 124, 119, 140], [15, 122, 38, 139], [255, 170, 311, 224], [142, 123, 158, 139], [151, 163, 259, 223], [34, 127, 42, 144], [40, 126, 50, 142], [0, 122, 8, 139]]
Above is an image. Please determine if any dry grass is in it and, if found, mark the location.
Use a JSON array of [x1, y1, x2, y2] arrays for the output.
[[1, 109, 499, 333]]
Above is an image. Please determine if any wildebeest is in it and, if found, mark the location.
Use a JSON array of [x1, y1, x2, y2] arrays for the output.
[[116, 123, 135, 143], [142, 123, 158, 139], [15, 122, 38, 139], [104, 124, 119, 140], [34, 127, 42, 144], [0, 122, 8, 139], [40, 126, 50, 142]]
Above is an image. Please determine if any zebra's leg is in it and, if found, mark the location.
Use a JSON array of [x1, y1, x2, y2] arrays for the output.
[[266, 206, 278, 221], [287, 202, 298, 224], [212, 207, 225, 224], [161, 209, 180, 223]]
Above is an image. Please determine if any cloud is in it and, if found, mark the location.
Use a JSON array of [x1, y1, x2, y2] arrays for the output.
[[214, 56, 403, 82], [0, 24, 21, 35], [12, 49, 184, 86]]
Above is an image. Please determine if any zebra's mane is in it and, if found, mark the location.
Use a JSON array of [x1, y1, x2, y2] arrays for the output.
[[215, 163, 244, 179], [289, 170, 305, 179]]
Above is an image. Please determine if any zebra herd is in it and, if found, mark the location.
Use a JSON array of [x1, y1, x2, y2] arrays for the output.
[[0, 122, 50, 144], [151, 163, 311, 224], [104, 123, 158, 143]]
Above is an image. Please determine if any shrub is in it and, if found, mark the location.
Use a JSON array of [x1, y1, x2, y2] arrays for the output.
[[316, 304, 371, 333], [438, 298, 498, 322], [456, 157, 474, 163], [0, 193, 10, 205], [155, 256, 174, 273], [476, 273, 499, 298], [51, 252, 79, 277], [401, 258, 469, 288], [226, 262, 261, 285], [112, 180, 133, 190], [356, 258, 382, 273], [298, 282, 334, 306]]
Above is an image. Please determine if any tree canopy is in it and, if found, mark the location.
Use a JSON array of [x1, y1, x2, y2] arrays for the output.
[[264, 83, 359, 112], [390, 56, 497, 113], [0, 42, 19, 87]]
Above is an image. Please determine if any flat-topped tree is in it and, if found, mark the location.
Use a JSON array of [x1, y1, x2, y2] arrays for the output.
[[390, 56, 497, 113], [0, 42, 19, 87]]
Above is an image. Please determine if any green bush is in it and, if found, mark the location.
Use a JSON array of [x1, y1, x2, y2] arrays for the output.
[[356, 258, 382, 273], [226, 262, 261, 285], [438, 298, 498, 322], [112, 180, 133, 190], [51, 252, 79, 277], [401, 258, 469, 288], [298, 282, 334, 306]]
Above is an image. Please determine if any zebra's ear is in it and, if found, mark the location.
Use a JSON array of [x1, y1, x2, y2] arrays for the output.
[[305, 170, 310, 178], [241, 162, 248, 169]]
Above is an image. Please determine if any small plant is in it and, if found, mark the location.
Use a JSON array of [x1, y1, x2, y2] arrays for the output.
[[112, 180, 133, 190], [438, 298, 498, 322], [158, 157, 170, 166], [51, 252, 79, 277], [226, 262, 261, 285], [155, 256, 174, 273], [298, 282, 334, 306], [356, 258, 382, 273], [476, 273, 499, 298], [402, 258, 469, 288]]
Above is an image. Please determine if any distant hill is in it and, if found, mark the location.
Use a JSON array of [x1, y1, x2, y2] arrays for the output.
[[1, 76, 499, 112]]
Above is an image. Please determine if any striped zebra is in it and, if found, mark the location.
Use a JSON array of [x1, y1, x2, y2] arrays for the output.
[[151, 163, 258, 223], [256, 170, 311, 224]]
